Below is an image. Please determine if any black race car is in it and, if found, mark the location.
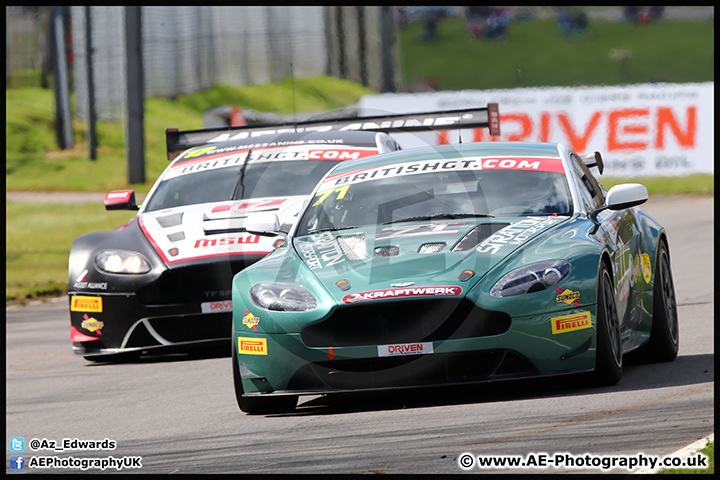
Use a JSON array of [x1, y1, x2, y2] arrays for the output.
[[67, 106, 500, 360]]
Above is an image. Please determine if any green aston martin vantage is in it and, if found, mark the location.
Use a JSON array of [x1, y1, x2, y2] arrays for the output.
[[231, 141, 678, 414]]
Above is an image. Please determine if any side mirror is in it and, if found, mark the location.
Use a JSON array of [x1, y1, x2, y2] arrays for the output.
[[104, 190, 139, 211], [589, 183, 648, 224], [605, 183, 648, 210], [245, 211, 283, 237]]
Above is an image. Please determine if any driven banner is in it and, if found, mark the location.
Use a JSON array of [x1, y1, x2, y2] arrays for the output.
[[359, 82, 714, 177]]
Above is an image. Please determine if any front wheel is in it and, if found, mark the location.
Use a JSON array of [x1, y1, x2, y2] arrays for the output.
[[593, 262, 623, 386], [231, 336, 296, 415]]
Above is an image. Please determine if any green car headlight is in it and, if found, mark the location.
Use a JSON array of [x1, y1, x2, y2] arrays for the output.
[[95, 250, 151, 274], [250, 282, 318, 312], [490, 260, 571, 297]]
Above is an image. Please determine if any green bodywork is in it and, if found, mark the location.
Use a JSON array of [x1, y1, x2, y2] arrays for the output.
[[231, 142, 664, 396]]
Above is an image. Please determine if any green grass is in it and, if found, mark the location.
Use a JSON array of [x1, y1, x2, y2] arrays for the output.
[[6, 201, 136, 304], [6, 76, 375, 193], [658, 441, 713, 474], [398, 17, 714, 90], [599, 174, 714, 196]]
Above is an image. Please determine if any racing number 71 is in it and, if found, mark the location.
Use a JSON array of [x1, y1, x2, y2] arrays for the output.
[[312, 185, 350, 207]]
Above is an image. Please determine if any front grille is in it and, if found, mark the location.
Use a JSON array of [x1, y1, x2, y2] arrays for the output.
[[147, 313, 231, 343], [301, 299, 511, 347], [286, 350, 537, 391], [137, 256, 263, 305]]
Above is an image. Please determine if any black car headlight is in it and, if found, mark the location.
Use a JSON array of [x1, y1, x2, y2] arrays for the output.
[[250, 282, 318, 312], [95, 250, 151, 274], [490, 260, 571, 297]]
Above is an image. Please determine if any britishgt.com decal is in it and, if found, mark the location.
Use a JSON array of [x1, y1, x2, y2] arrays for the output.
[[166, 145, 380, 180], [321, 156, 564, 190], [342, 286, 462, 304]]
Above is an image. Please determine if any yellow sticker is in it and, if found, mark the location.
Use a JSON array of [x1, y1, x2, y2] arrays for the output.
[[641, 253, 652, 284], [551, 311, 592, 334], [70, 296, 103, 312], [556, 289, 581, 305], [237, 336, 268, 355], [242, 311, 260, 331], [81, 315, 104, 332]]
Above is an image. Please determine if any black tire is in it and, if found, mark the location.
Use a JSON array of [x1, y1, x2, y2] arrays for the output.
[[593, 262, 623, 386], [642, 241, 679, 362], [231, 336, 297, 415]]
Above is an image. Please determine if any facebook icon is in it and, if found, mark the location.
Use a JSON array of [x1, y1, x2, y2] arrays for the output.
[[10, 455, 25, 470]]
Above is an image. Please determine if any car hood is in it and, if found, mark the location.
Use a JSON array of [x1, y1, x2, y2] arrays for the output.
[[139, 195, 307, 266], [293, 215, 569, 305]]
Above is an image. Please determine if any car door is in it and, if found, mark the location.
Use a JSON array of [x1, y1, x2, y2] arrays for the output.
[[569, 153, 642, 344]]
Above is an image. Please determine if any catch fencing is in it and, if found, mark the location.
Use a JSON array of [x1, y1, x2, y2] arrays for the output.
[[6, 6, 396, 121]]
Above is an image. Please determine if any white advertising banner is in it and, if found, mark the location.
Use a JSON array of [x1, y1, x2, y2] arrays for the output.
[[359, 82, 714, 177]]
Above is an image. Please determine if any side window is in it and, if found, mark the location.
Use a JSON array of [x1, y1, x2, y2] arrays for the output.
[[570, 153, 604, 211]]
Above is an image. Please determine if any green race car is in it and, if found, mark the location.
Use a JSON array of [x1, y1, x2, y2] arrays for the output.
[[231, 141, 678, 414]]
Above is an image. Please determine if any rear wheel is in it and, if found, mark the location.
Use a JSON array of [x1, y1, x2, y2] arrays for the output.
[[231, 335, 296, 415], [642, 241, 679, 362], [593, 262, 623, 386]]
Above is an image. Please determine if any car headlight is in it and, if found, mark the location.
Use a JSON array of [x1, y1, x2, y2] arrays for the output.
[[250, 282, 318, 312], [490, 260, 571, 297], [95, 250, 151, 274]]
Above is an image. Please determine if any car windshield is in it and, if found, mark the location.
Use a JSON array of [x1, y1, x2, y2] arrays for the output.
[[296, 166, 572, 236], [143, 160, 340, 212]]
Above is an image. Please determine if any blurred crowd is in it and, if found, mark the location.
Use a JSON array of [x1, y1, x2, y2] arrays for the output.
[[623, 6, 665, 24], [398, 6, 670, 44]]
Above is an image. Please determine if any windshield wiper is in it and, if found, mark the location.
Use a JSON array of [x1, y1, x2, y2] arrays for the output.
[[383, 213, 494, 225], [231, 149, 251, 200], [306, 225, 358, 235]]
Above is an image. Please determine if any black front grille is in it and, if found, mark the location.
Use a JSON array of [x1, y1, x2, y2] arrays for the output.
[[301, 299, 511, 347], [137, 256, 263, 305], [148, 313, 231, 343], [286, 350, 537, 391]]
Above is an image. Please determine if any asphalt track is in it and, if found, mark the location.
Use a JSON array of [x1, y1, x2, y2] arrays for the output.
[[5, 194, 713, 474]]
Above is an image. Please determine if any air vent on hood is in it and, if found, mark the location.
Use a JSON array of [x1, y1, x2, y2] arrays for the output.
[[166, 231, 185, 242], [452, 223, 509, 251], [337, 234, 367, 260], [374, 246, 399, 257], [157, 212, 184, 228], [418, 242, 446, 254]]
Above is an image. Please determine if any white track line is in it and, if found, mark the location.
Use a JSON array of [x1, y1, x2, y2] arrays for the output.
[[635, 433, 714, 474]]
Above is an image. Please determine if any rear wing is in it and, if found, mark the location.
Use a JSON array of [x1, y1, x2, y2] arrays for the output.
[[165, 104, 500, 161]]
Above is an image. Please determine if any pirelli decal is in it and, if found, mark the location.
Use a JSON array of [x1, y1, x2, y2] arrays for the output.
[[70, 296, 103, 313], [237, 336, 268, 355], [551, 311, 592, 335]]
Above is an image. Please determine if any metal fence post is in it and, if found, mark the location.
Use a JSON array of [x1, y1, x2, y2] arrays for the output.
[[85, 6, 97, 160], [51, 6, 74, 149], [125, 6, 145, 185]]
